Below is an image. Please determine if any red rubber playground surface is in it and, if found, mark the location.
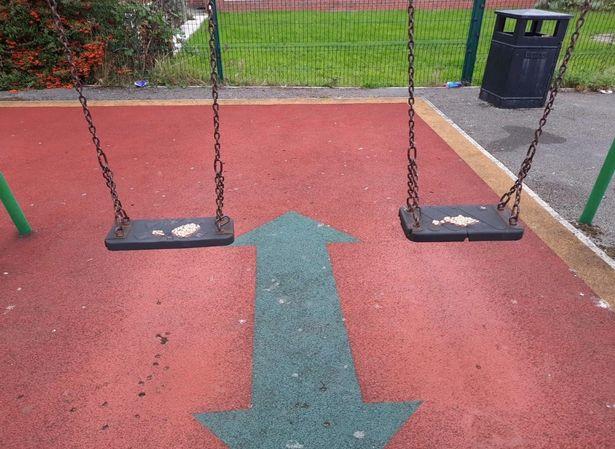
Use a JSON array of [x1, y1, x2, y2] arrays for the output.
[[1, 100, 614, 449]]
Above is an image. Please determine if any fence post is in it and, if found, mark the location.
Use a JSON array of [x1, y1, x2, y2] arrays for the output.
[[0, 172, 32, 236], [461, 0, 486, 85], [579, 138, 615, 225], [211, 0, 224, 82]]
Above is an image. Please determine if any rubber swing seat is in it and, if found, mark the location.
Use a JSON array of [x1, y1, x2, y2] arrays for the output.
[[399, 205, 523, 242], [105, 217, 234, 251]]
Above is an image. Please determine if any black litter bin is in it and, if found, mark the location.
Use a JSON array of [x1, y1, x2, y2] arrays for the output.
[[479, 9, 572, 109]]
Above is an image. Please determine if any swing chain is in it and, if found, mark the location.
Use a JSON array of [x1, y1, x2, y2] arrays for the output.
[[498, 1, 591, 225], [207, 0, 229, 231], [405, 0, 421, 227], [45, 0, 130, 237]]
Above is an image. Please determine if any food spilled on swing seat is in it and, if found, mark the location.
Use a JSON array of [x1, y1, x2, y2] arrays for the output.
[[432, 215, 480, 227], [150, 223, 202, 238]]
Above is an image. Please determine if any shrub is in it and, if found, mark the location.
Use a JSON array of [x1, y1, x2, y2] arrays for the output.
[[157, 0, 189, 27], [535, 0, 615, 11], [0, 0, 179, 90]]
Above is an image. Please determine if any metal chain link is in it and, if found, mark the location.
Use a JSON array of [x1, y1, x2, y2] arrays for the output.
[[498, 1, 591, 225], [405, 0, 421, 227], [207, 0, 229, 230], [45, 0, 130, 237]]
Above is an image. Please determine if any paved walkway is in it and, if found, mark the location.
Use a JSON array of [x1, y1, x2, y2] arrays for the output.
[[420, 87, 615, 254]]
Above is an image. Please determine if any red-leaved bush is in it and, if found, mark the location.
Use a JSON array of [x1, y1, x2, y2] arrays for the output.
[[1, 0, 177, 90]]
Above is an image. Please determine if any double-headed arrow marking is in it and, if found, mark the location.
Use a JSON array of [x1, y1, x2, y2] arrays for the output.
[[196, 212, 420, 448]]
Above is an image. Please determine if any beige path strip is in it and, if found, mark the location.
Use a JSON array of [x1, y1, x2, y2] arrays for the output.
[[2, 96, 613, 306]]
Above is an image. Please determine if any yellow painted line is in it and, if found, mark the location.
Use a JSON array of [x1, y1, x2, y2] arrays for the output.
[[415, 97, 615, 308], [0, 97, 408, 108]]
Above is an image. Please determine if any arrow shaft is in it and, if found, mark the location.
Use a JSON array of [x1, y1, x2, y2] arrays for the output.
[[251, 243, 361, 404]]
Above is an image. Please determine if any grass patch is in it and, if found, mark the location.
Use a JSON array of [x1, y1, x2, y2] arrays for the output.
[[152, 9, 615, 88], [564, 62, 615, 90]]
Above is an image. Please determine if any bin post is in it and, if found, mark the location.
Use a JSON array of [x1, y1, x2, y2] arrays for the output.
[[579, 138, 615, 225], [0, 172, 32, 236], [461, 0, 487, 85]]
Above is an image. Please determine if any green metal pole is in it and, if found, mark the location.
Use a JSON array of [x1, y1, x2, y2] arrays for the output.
[[0, 172, 32, 235], [211, 0, 224, 82], [579, 138, 615, 225], [461, 0, 486, 85]]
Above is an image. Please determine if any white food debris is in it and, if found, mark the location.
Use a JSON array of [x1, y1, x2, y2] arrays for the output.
[[286, 442, 304, 449], [151, 230, 166, 237], [264, 280, 280, 292], [171, 223, 201, 238], [353, 431, 365, 439], [594, 298, 611, 310], [432, 215, 480, 227]]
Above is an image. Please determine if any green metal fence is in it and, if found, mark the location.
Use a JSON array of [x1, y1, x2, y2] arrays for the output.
[[155, 0, 615, 88]]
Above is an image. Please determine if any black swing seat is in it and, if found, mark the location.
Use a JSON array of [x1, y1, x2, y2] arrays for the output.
[[399, 205, 523, 242], [105, 217, 234, 251]]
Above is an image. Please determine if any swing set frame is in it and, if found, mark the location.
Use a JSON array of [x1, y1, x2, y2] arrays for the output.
[[41, 0, 593, 248]]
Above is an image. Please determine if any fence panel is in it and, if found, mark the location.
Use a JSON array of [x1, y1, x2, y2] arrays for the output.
[[157, 0, 614, 88]]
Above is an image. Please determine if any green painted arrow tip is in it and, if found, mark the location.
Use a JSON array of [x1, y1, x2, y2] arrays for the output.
[[234, 211, 357, 247]]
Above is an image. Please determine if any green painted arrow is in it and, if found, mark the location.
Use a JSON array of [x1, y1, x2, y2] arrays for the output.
[[196, 212, 420, 448]]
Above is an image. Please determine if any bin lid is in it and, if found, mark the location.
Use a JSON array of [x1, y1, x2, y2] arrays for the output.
[[495, 8, 573, 20]]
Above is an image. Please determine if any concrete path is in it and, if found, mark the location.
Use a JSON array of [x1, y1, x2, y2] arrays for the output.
[[420, 87, 615, 254]]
